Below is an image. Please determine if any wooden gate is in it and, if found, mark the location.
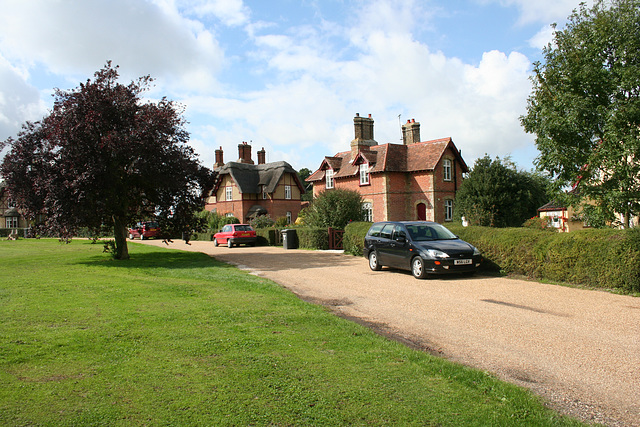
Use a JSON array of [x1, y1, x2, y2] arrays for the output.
[[328, 227, 344, 250]]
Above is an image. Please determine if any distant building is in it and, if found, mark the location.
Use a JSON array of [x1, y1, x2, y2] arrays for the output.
[[205, 143, 305, 224], [0, 182, 27, 229], [306, 114, 468, 223]]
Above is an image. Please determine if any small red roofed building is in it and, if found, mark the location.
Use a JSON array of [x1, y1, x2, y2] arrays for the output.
[[306, 114, 468, 223], [205, 142, 305, 224]]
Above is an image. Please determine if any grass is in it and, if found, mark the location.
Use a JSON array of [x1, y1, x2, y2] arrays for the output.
[[0, 239, 583, 426]]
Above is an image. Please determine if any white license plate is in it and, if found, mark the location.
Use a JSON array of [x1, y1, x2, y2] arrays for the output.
[[454, 259, 472, 265]]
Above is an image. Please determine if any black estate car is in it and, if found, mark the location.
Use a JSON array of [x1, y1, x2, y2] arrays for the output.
[[363, 221, 482, 279]]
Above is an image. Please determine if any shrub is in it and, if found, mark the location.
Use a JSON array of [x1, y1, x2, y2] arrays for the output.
[[274, 216, 289, 228], [250, 215, 276, 230], [196, 210, 240, 232], [446, 223, 640, 294], [305, 189, 364, 229], [297, 228, 329, 250], [344, 221, 372, 256], [522, 216, 553, 230]]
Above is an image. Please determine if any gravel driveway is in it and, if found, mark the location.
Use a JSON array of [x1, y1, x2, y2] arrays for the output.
[[138, 239, 640, 426]]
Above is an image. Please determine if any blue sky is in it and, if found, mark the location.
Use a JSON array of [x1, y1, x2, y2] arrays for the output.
[[0, 0, 591, 173]]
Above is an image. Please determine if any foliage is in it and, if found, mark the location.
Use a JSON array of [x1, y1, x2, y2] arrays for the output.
[[297, 167, 314, 201], [296, 227, 329, 250], [305, 189, 364, 229], [254, 227, 282, 246], [454, 155, 552, 227], [522, 216, 553, 230], [196, 209, 239, 231], [447, 223, 640, 293], [343, 221, 372, 256], [0, 62, 213, 259], [274, 216, 289, 228], [250, 214, 276, 229], [520, 0, 640, 228], [0, 240, 580, 425]]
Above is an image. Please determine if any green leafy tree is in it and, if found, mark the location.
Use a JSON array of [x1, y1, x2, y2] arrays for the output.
[[297, 167, 314, 202], [520, 0, 640, 228], [454, 155, 551, 227], [306, 189, 364, 229], [0, 63, 213, 259]]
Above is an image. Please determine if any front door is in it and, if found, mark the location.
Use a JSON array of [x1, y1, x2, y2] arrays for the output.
[[417, 203, 427, 221]]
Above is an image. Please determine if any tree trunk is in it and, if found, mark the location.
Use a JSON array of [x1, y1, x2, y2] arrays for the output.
[[113, 215, 130, 260]]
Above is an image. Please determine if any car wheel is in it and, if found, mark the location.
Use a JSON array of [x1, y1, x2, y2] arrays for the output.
[[411, 257, 428, 279], [368, 251, 382, 271], [213, 238, 219, 247], [228, 239, 233, 248], [140, 235, 145, 240], [129, 233, 134, 240]]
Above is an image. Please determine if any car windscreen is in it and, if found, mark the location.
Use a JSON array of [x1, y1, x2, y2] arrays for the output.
[[406, 224, 457, 241], [235, 225, 253, 231]]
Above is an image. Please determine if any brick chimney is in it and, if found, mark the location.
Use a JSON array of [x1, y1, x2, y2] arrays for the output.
[[257, 147, 266, 165], [402, 119, 421, 145], [237, 141, 254, 164], [350, 113, 377, 157], [214, 146, 224, 167]]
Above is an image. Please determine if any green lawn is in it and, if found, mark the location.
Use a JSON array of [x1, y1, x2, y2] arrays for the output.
[[0, 239, 582, 426]]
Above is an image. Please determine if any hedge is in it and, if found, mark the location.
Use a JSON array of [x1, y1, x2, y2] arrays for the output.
[[344, 221, 372, 256], [447, 224, 640, 294]]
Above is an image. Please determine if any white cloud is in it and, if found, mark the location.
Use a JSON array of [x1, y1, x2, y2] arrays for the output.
[[0, 0, 225, 93], [481, 0, 594, 26], [528, 24, 556, 49], [178, 0, 250, 26], [0, 55, 47, 141]]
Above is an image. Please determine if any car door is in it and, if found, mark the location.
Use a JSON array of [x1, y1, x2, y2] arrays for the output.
[[386, 224, 411, 269], [221, 224, 232, 243], [375, 223, 396, 265]]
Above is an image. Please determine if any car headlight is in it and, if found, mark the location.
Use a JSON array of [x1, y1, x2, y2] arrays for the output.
[[473, 246, 481, 256], [426, 249, 449, 259]]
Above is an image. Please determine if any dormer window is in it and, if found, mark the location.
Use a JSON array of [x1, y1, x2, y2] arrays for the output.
[[326, 168, 334, 189], [443, 159, 452, 181], [359, 163, 370, 185]]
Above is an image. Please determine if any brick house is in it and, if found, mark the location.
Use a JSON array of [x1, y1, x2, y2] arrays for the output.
[[306, 114, 468, 223], [0, 182, 28, 229], [204, 143, 305, 224]]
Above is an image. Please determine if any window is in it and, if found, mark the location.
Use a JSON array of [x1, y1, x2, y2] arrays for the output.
[[286, 211, 292, 224], [362, 202, 373, 222], [262, 185, 267, 200], [326, 169, 334, 189], [359, 163, 370, 185], [444, 200, 453, 222], [285, 185, 291, 200], [225, 186, 233, 201], [443, 159, 452, 181], [6, 217, 18, 228]]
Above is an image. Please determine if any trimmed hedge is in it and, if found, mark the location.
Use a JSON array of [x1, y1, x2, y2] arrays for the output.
[[297, 228, 329, 250], [447, 224, 640, 294], [255, 228, 283, 246], [344, 221, 372, 256]]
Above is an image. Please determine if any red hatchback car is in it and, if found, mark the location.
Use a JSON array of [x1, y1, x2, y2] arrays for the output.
[[214, 224, 257, 247], [128, 221, 161, 240]]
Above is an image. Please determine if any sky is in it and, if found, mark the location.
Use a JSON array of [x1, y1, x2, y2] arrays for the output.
[[0, 0, 593, 174]]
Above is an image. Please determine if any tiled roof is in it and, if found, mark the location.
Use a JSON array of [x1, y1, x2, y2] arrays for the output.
[[306, 138, 467, 181]]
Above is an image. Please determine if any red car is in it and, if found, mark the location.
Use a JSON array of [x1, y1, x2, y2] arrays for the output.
[[214, 224, 257, 247], [128, 221, 161, 240]]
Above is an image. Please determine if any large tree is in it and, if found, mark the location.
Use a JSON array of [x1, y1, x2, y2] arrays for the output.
[[0, 62, 213, 259], [521, 0, 640, 228], [454, 155, 551, 227]]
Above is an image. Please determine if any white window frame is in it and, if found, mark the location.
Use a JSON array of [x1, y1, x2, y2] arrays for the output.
[[262, 185, 267, 200], [285, 185, 292, 200], [225, 186, 233, 201], [443, 159, 452, 181], [326, 169, 334, 189], [362, 202, 373, 222], [6, 217, 18, 228], [286, 211, 292, 224], [444, 200, 453, 222], [359, 163, 370, 185]]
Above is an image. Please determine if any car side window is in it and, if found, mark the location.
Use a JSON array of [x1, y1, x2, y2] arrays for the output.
[[367, 223, 384, 237], [393, 226, 406, 240], [380, 224, 394, 239], [222, 225, 231, 232]]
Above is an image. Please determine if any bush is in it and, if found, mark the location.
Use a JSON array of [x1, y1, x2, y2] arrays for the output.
[[255, 227, 282, 246], [446, 223, 640, 294], [522, 216, 553, 230], [196, 210, 240, 232], [344, 221, 372, 256], [305, 189, 364, 229], [297, 228, 329, 250], [250, 215, 276, 230]]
